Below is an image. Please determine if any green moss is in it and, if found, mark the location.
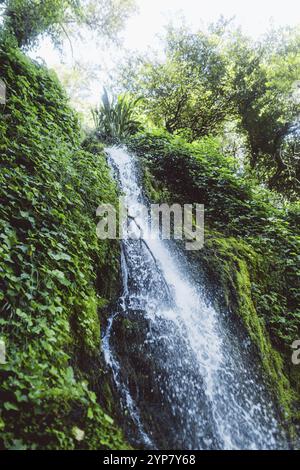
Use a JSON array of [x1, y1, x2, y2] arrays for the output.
[[142, 165, 171, 203], [122, 318, 134, 331], [130, 131, 300, 430], [202, 235, 295, 419], [73, 291, 102, 354]]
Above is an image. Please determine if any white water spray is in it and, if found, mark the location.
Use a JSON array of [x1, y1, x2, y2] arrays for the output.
[[102, 146, 286, 450]]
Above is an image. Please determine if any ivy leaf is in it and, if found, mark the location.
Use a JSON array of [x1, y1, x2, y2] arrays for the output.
[[50, 269, 71, 287], [4, 402, 18, 411], [87, 407, 94, 419], [49, 252, 71, 262]]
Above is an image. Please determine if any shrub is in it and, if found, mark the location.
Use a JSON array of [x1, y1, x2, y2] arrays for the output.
[[92, 88, 141, 142]]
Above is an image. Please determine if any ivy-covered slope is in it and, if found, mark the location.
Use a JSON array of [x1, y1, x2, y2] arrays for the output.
[[0, 44, 128, 449], [127, 130, 300, 429]]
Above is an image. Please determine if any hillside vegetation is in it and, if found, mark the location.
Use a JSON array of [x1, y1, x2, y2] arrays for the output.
[[127, 130, 300, 430], [0, 43, 128, 450]]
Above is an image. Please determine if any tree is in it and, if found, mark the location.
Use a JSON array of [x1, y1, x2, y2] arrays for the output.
[[229, 28, 300, 197], [0, 0, 136, 49], [120, 26, 233, 141]]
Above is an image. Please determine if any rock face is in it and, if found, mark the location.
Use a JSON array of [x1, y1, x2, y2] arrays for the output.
[[109, 308, 218, 449]]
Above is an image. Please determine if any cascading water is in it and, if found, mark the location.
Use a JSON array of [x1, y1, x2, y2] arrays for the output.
[[102, 146, 287, 450]]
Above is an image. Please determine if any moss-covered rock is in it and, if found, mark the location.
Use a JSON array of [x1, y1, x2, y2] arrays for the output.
[[128, 130, 300, 436], [200, 236, 295, 420]]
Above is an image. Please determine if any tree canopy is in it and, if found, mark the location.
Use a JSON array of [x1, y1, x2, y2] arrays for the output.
[[120, 26, 232, 141], [118, 24, 300, 199], [0, 0, 137, 48], [229, 28, 300, 196]]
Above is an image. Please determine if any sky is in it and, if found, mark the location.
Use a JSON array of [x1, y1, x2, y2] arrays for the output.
[[30, 0, 300, 113], [123, 0, 300, 50]]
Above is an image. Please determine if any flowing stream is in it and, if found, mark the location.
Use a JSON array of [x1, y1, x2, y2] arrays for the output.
[[102, 146, 287, 450]]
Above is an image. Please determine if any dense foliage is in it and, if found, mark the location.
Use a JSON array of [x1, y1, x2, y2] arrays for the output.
[[229, 29, 300, 197], [0, 0, 136, 48], [0, 43, 129, 449], [120, 25, 300, 199], [121, 25, 231, 140]]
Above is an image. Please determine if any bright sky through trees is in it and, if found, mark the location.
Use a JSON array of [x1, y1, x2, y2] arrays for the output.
[[123, 0, 300, 49], [31, 0, 300, 112]]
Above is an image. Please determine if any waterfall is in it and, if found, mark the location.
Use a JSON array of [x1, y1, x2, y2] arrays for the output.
[[102, 146, 287, 450]]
